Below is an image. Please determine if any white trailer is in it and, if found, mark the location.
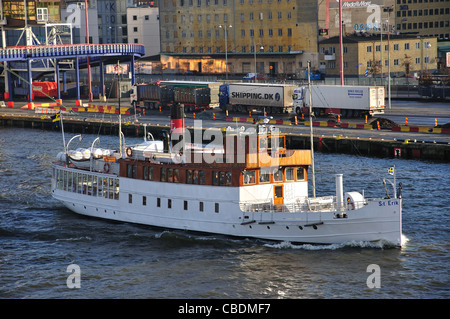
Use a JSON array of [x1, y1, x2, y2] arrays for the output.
[[292, 85, 385, 117], [220, 83, 297, 113]]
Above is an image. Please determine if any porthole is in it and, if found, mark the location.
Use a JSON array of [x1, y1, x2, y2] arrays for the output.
[[298, 226, 303, 230], [286, 226, 289, 230]]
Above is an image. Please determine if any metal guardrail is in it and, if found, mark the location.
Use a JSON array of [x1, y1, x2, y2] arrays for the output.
[[0, 43, 145, 61]]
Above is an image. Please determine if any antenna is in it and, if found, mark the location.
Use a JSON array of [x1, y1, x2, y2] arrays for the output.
[[308, 61, 316, 198]]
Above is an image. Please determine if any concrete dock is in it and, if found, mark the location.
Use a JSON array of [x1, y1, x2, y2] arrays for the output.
[[1, 98, 449, 162]]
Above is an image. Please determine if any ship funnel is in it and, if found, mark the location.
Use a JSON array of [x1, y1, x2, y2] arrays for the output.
[[336, 174, 344, 210], [170, 103, 185, 155]]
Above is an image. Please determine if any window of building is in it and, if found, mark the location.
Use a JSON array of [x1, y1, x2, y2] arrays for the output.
[[37, 8, 48, 22]]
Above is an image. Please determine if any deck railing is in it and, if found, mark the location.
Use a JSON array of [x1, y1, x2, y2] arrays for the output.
[[240, 196, 368, 213]]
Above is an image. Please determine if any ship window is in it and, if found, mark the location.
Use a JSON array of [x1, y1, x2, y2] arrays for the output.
[[129, 194, 133, 204], [87, 175, 93, 195], [184, 200, 188, 210], [143, 166, 148, 180], [144, 166, 153, 180], [63, 171, 68, 191], [127, 164, 137, 178], [285, 168, 294, 181], [296, 167, 305, 181], [199, 170, 205, 185], [215, 203, 219, 213], [226, 172, 232, 186], [157, 197, 161, 207], [243, 170, 256, 184], [168, 168, 173, 182], [82, 174, 87, 194], [114, 179, 119, 200], [212, 171, 219, 185], [199, 201, 204, 212], [168, 199, 172, 209], [160, 168, 166, 181], [219, 172, 225, 185], [109, 178, 115, 199], [187, 170, 192, 184], [143, 196, 147, 206], [273, 168, 283, 182], [97, 177, 103, 197], [174, 169, 179, 183], [193, 170, 199, 184], [259, 169, 270, 183], [102, 177, 108, 198]]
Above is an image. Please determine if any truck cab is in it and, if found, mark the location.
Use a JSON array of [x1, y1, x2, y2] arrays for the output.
[[292, 87, 305, 115]]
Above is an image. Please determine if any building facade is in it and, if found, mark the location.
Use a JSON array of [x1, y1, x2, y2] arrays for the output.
[[159, 0, 319, 78], [127, 6, 160, 56], [394, 0, 450, 41], [319, 34, 438, 77]]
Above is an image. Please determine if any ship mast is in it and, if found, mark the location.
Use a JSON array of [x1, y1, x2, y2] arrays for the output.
[[339, 0, 344, 85], [307, 61, 316, 198]]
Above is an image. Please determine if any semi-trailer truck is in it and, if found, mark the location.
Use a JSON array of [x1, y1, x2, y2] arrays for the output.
[[130, 81, 220, 112], [292, 85, 385, 118], [219, 83, 297, 113]]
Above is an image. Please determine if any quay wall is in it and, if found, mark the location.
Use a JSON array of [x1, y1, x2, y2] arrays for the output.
[[1, 114, 449, 162]]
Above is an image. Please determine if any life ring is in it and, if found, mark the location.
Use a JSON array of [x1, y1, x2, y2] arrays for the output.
[[126, 147, 133, 157], [104, 162, 110, 173]]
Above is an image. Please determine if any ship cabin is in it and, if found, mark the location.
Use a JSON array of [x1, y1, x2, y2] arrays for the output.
[[118, 131, 312, 211]]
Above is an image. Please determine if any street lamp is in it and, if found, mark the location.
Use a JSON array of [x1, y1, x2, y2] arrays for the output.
[[253, 41, 264, 82], [383, 5, 394, 109], [219, 24, 232, 80]]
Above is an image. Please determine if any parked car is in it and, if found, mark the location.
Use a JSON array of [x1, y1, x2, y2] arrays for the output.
[[243, 73, 265, 80]]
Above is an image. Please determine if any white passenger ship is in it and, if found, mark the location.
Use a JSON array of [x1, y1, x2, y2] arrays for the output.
[[51, 106, 403, 246]]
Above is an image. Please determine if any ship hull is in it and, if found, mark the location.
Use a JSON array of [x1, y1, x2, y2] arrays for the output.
[[52, 181, 402, 246]]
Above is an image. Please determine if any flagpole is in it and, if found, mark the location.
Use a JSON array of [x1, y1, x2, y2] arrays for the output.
[[393, 165, 396, 198], [60, 111, 66, 151]]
